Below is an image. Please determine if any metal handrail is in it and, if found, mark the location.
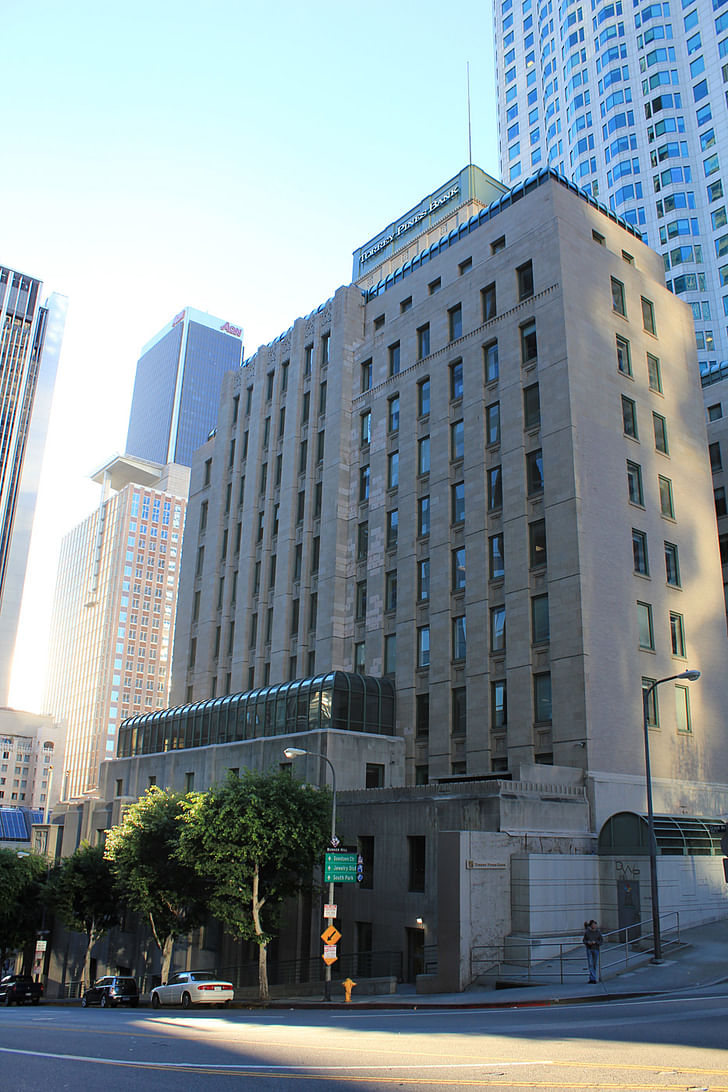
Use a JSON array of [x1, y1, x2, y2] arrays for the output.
[[471, 911, 681, 985]]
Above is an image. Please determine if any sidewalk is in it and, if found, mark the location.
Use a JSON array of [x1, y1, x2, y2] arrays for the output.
[[262, 917, 728, 1010]]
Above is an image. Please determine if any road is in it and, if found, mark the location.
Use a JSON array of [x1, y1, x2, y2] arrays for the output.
[[0, 988, 726, 1090]]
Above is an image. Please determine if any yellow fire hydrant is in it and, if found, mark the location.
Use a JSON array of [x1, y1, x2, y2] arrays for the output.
[[342, 977, 357, 1002]]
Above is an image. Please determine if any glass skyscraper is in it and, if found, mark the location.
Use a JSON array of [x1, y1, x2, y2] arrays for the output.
[[493, 0, 728, 370], [0, 266, 66, 702], [126, 307, 243, 468]]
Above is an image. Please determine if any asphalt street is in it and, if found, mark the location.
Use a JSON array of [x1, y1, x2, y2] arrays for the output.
[[1, 986, 727, 1090]]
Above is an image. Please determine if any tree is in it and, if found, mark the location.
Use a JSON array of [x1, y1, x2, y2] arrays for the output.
[[179, 769, 331, 1002], [0, 849, 48, 974], [44, 843, 123, 991], [104, 788, 211, 984]]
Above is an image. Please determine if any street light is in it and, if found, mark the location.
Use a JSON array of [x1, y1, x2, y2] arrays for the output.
[[283, 747, 338, 1001], [641, 668, 700, 963]]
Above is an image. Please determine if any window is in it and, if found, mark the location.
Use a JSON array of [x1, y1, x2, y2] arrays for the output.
[[709, 441, 722, 472], [452, 686, 467, 738], [491, 235, 505, 253], [361, 359, 372, 392], [520, 319, 537, 364], [357, 522, 368, 561], [418, 558, 430, 602], [715, 486, 727, 518], [641, 297, 656, 335], [670, 611, 686, 657], [482, 283, 497, 321], [633, 529, 649, 575], [418, 378, 430, 416], [389, 342, 400, 376], [417, 325, 430, 359], [451, 420, 464, 461], [490, 605, 506, 653], [408, 836, 425, 892], [354, 642, 366, 675], [448, 304, 463, 341], [360, 410, 371, 446], [526, 449, 544, 495], [388, 450, 399, 490], [450, 359, 464, 400], [355, 581, 367, 621], [664, 542, 680, 586], [418, 496, 431, 536], [388, 395, 400, 433], [523, 383, 540, 429], [384, 634, 396, 676], [319, 380, 327, 415], [400, 296, 412, 314], [418, 436, 431, 475], [385, 570, 398, 612], [647, 353, 662, 393], [517, 260, 534, 300], [491, 679, 507, 730], [638, 601, 654, 649], [659, 476, 675, 518], [642, 677, 659, 727], [428, 277, 441, 294], [452, 481, 465, 524], [304, 344, 313, 376], [484, 340, 499, 383], [708, 402, 723, 422], [417, 625, 430, 668], [489, 532, 504, 579], [458, 257, 472, 276], [675, 684, 691, 732], [653, 412, 668, 454], [622, 395, 638, 438], [486, 402, 501, 446], [530, 519, 547, 567], [452, 547, 466, 591], [321, 332, 330, 365], [453, 616, 467, 660], [611, 276, 626, 315], [488, 466, 502, 510], [616, 335, 632, 375], [416, 693, 429, 737], [359, 465, 370, 502], [627, 461, 644, 506], [534, 673, 552, 723], [532, 594, 549, 644], [386, 508, 399, 549]]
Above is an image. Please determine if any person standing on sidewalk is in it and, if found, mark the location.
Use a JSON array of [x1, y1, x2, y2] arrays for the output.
[[583, 920, 603, 983]]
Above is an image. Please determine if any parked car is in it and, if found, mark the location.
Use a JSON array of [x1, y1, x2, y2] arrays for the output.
[[81, 975, 139, 1008], [150, 971, 234, 1009], [0, 975, 42, 1006]]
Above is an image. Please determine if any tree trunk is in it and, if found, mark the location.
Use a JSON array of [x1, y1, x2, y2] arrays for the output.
[[251, 863, 269, 1002], [82, 925, 94, 990], [161, 934, 175, 985]]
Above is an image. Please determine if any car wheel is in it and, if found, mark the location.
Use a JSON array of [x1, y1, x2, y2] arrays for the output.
[[181, 992, 192, 1010], [81, 996, 88, 1007], [151, 993, 160, 1009], [4, 994, 12, 1006], [101, 994, 109, 1008]]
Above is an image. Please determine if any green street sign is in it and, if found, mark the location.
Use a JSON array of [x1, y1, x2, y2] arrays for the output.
[[324, 851, 358, 883]]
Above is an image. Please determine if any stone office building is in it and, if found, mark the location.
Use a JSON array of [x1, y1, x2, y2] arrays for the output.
[[56, 167, 728, 995]]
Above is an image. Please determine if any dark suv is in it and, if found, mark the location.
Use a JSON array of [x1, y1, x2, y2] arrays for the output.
[[81, 976, 139, 1008]]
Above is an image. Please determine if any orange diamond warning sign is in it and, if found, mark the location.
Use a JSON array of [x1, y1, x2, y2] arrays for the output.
[[321, 925, 342, 945]]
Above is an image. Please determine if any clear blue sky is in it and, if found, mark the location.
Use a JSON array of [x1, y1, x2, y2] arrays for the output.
[[3, 0, 500, 710]]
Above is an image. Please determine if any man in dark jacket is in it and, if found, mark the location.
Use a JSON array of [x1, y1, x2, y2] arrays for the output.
[[583, 920, 603, 983]]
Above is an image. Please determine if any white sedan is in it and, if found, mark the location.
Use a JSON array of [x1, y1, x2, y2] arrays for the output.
[[150, 971, 234, 1009]]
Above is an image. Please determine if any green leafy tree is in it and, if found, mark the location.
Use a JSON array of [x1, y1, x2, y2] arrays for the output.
[[179, 769, 331, 1001], [44, 843, 123, 990], [0, 849, 48, 973], [104, 788, 211, 984]]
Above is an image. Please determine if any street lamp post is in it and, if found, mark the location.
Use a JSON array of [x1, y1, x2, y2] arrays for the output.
[[284, 746, 337, 1001], [641, 669, 700, 963]]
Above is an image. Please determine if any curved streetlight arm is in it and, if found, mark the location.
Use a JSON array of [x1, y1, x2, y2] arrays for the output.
[[641, 669, 700, 963]]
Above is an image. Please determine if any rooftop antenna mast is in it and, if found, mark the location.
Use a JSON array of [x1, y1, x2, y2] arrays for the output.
[[467, 61, 473, 166]]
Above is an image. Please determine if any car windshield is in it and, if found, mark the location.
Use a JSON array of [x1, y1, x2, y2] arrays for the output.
[[115, 979, 136, 993], [190, 972, 219, 981]]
